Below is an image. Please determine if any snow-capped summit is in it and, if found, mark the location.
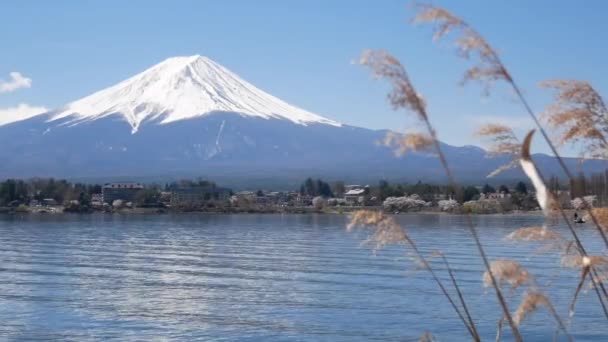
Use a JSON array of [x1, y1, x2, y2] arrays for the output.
[[51, 55, 341, 133]]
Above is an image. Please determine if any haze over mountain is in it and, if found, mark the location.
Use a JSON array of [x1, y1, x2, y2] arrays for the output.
[[0, 55, 606, 188]]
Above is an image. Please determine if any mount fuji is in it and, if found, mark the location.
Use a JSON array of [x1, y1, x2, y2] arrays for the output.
[[50, 55, 341, 134], [0, 55, 605, 187]]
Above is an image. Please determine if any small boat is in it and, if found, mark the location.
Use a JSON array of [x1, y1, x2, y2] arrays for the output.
[[574, 212, 585, 224]]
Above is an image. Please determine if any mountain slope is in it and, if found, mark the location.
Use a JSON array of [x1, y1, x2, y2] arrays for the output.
[[49, 55, 340, 133], [0, 55, 606, 186]]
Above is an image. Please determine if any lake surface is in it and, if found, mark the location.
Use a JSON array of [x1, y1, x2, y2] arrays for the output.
[[0, 213, 606, 341]]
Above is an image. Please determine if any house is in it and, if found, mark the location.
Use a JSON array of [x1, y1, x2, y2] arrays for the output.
[[295, 193, 313, 206], [42, 198, 58, 206], [171, 186, 231, 205], [159, 191, 172, 205], [91, 194, 103, 207], [344, 188, 366, 205], [102, 182, 144, 204], [433, 193, 449, 201], [345, 184, 364, 191], [255, 191, 270, 205], [343, 185, 369, 205], [327, 198, 347, 206], [229, 191, 255, 206], [480, 192, 512, 200], [264, 191, 287, 205]]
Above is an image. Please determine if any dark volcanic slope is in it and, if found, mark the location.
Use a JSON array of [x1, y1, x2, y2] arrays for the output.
[[1, 111, 606, 186]]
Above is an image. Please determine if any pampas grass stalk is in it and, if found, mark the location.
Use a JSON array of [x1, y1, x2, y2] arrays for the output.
[[513, 291, 572, 341], [360, 49, 521, 341], [413, 2, 608, 323], [348, 211, 480, 340], [437, 252, 479, 338], [562, 254, 608, 318], [411, 2, 608, 249], [521, 131, 608, 319], [570, 265, 591, 317], [474, 123, 521, 177], [541, 80, 608, 161]]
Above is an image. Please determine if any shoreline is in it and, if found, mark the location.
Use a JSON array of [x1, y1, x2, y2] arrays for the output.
[[0, 206, 547, 217]]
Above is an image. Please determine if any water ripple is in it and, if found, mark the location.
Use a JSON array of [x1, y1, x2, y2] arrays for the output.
[[0, 214, 605, 341]]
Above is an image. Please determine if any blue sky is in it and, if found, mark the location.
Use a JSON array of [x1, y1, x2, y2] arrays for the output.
[[1, 0, 606, 152]]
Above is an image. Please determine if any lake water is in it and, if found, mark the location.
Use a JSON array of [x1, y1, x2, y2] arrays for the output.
[[0, 213, 606, 341]]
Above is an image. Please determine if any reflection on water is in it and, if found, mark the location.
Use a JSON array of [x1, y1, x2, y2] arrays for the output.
[[0, 214, 606, 340]]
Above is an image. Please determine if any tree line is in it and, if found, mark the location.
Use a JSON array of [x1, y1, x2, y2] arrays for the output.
[[0, 178, 102, 207], [298, 177, 530, 203], [0, 176, 536, 209], [568, 170, 608, 207]]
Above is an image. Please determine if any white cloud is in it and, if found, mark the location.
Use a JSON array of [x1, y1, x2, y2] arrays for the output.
[[0, 72, 32, 93], [0, 103, 48, 126]]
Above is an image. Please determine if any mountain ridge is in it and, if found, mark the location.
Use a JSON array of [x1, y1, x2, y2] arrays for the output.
[[46, 55, 340, 133], [1, 55, 606, 185]]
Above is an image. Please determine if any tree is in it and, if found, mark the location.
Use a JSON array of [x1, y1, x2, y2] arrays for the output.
[[394, 185, 405, 197], [303, 178, 315, 195], [89, 184, 102, 195], [300, 178, 332, 197], [515, 181, 528, 194], [377, 180, 393, 200], [135, 189, 160, 206], [462, 186, 480, 202], [317, 180, 333, 197], [331, 181, 345, 197], [498, 185, 510, 194], [0, 179, 28, 205], [0, 180, 16, 205], [197, 179, 216, 188], [78, 192, 91, 207], [482, 184, 496, 194]]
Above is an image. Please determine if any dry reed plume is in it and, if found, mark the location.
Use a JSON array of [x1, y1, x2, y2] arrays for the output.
[[382, 131, 434, 156], [411, 3, 510, 94], [588, 208, 608, 231], [475, 123, 521, 177], [359, 47, 519, 340], [351, 3, 607, 338], [347, 210, 408, 251], [541, 80, 608, 160], [360, 51, 433, 156], [418, 331, 436, 342], [561, 255, 608, 268], [506, 226, 566, 257], [360, 50, 427, 118], [513, 291, 549, 325], [412, 2, 608, 251], [521, 130, 608, 318], [424, 8, 608, 308], [513, 291, 572, 340], [506, 226, 562, 242], [483, 260, 531, 290], [561, 255, 608, 318], [348, 210, 480, 339]]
